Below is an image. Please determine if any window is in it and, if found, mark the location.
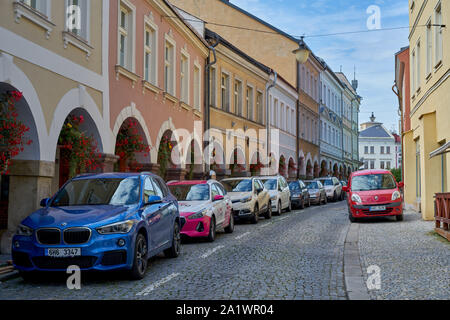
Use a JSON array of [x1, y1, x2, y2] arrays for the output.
[[66, 0, 89, 41], [164, 39, 175, 95], [411, 49, 416, 93], [386, 161, 391, 170], [21, 0, 48, 15], [370, 146, 375, 154], [370, 160, 375, 169], [380, 161, 385, 169], [426, 19, 432, 75], [380, 146, 385, 154], [144, 21, 157, 85], [364, 161, 369, 170], [386, 146, 391, 154], [246, 86, 254, 121], [256, 91, 263, 124], [234, 79, 242, 115], [143, 177, 156, 203], [210, 67, 216, 107], [221, 73, 230, 112], [435, 3, 443, 65], [274, 99, 278, 127], [118, 2, 135, 71], [180, 54, 189, 104], [193, 64, 201, 111], [416, 40, 421, 89]]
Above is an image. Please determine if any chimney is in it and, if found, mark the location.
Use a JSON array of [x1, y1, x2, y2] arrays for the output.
[[352, 66, 358, 91]]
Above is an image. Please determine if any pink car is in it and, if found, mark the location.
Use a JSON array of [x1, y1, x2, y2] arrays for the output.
[[167, 180, 234, 242]]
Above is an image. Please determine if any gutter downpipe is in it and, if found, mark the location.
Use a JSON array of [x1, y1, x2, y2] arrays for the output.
[[266, 70, 277, 176], [392, 81, 404, 182], [204, 38, 218, 177]]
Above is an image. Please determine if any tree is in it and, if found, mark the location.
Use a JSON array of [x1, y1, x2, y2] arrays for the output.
[[391, 168, 402, 183]]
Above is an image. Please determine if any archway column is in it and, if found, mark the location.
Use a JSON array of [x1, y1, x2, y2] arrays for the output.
[[0, 160, 54, 254]]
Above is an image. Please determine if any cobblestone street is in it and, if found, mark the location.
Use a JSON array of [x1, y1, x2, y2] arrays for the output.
[[0, 202, 448, 300]]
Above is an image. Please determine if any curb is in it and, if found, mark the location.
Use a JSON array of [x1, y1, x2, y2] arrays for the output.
[[0, 270, 19, 283], [343, 223, 371, 300]]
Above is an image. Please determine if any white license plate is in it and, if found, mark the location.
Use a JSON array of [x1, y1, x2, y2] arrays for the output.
[[370, 206, 386, 212], [46, 248, 81, 258]]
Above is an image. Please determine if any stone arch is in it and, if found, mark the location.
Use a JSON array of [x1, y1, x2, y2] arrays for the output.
[[288, 157, 296, 179], [320, 160, 328, 177], [298, 149, 306, 177], [306, 159, 313, 179], [185, 138, 204, 179], [313, 161, 320, 178], [279, 154, 287, 177]]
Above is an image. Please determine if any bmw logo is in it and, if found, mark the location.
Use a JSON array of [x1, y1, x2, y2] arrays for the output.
[[61, 222, 67, 227]]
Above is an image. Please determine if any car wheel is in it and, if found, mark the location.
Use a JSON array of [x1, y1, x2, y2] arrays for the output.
[[287, 200, 292, 212], [224, 213, 234, 233], [396, 215, 404, 222], [19, 271, 38, 282], [164, 222, 181, 258], [300, 198, 305, 209], [308, 197, 311, 207], [333, 191, 337, 202], [130, 233, 148, 280], [207, 216, 216, 242], [264, 202, 272, 220], [251, 205, 259, 224], [349, 213, 357, 223], [324, 195, 328, 204], [274, 201, 282, 216]]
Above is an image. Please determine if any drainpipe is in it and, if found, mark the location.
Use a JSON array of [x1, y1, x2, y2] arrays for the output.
[[266, 70, 277, 176], [204, 38, 218, 177], [392, 82, 404, 182]]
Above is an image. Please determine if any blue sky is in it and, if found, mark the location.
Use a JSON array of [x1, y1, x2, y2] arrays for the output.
[[231, 0, 409, 132]]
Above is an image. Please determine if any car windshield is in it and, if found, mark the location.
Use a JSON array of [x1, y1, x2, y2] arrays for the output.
[[289, 181, 300, 191], [319, 179, 333, 186], [222, 179, 252, 192], [51, 177, 141, 206], [306, 182, 319, 190], [262, 179, 277, 190], [168, 184, 210, 201], [351, 174, 397, 191]]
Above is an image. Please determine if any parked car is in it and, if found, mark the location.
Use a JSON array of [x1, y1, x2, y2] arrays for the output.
[[167, 180, 234, 242], [318, 177, 344, 202], [259, 175, 291, 215], [343, 169, 404, 223], [340, 181, 348, 199], [12, 173, 181, 280], [221, 177, 271, 223], [305, 180, 327, 205], [288, 180, 310, 209]]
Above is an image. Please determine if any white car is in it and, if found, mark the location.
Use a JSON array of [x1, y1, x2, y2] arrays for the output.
[[221, 177, 271, 224], [317, 177, 343, 202], [167, 180, 234, 242], [259, 175, 291, 215]]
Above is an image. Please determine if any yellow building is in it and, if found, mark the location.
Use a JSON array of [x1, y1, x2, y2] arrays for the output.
[[407, 0, 449, 220], [0, 0, 111, 252], [205, 29, 270, 178]]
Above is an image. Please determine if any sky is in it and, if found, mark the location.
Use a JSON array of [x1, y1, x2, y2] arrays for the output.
[[231, 0, 410, 133]]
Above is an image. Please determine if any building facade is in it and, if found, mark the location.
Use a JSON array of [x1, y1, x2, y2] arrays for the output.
[[319, 63, 345, 179], [406, 0, 449, 220], [0, 0, 112, 252], [359, 114, 398, 171]]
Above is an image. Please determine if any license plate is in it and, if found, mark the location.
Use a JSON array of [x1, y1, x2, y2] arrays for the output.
[[370, 206, 386, 212], [46, 248, 81, 258]]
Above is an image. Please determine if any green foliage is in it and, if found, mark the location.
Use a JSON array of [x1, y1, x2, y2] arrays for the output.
[[390, 168, 402, 183]]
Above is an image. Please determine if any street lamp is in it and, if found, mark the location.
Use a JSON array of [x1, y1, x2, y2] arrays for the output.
[[293, 36, 311, 179], [293, 36, 311, 64]]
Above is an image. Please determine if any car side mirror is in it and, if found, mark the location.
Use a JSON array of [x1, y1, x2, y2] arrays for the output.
[[213, 195, 224, 202], [146, 195, 162, 206], [40, 198, 50, 207], [342, 186, 349, 192], [398, 182, 404, 189]]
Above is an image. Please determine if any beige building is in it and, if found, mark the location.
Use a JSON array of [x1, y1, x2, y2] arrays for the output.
[[0, 0, 112, 252], [407, 0, 449, 220]]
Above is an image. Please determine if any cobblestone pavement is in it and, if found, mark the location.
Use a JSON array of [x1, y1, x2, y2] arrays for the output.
[[0, 201, 350, 300], [358, 210, 450, 300]]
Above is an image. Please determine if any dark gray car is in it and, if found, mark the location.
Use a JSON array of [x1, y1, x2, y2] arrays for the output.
[[304, 180, 327, 205], [288, 180, 310, 209]]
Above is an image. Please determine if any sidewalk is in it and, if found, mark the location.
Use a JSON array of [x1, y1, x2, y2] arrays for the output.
[[358, 210, 449, 300], [0, 254, 11, 267]]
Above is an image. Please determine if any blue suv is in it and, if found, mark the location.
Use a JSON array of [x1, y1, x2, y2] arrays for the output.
[[12, 172, 182, 280]]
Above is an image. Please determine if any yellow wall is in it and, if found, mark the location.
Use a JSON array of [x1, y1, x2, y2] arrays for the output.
[[408, 0, 449, 220], [170, 0, 298, 86]]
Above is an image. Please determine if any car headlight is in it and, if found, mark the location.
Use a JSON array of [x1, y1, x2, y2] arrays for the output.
[[241, 196, 252, 203], [188, 210, 207, 220], [351, 194, 362, 204], [392, 191, 401, 201], [97, 220, 135, 235], [16, 224, 33, 237]]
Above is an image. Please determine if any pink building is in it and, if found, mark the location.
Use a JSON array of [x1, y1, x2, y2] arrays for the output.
[[109, 0, 209, 179]]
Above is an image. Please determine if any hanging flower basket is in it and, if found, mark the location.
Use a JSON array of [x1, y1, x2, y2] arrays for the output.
[[58, 115, 101, 179], [0, 91, 32, 175]]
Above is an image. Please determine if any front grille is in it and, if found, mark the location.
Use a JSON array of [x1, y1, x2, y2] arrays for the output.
[[12, 251, 33, 268], [101, 250, 127, 266], [362, 207, 394, 215], [36, 229, 61, 245], [64, 228, 91, 244], [32, 256, 97, 269]]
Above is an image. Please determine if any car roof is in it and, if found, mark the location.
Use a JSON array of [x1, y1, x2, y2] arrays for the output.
[[351, 169, 392, 177], [72, 172, 154, 180], [167, 180, 208, 186], [221, 177, 255, 181]]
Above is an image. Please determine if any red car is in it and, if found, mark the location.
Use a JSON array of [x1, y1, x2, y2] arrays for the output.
[[343, 170, 404, 222]]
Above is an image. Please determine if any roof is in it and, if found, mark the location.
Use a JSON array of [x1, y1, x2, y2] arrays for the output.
[[359, 125, 392, 138], [351, 169, 393, 177], [335, 72, 358, 96], [205, 28, 272, 74]]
